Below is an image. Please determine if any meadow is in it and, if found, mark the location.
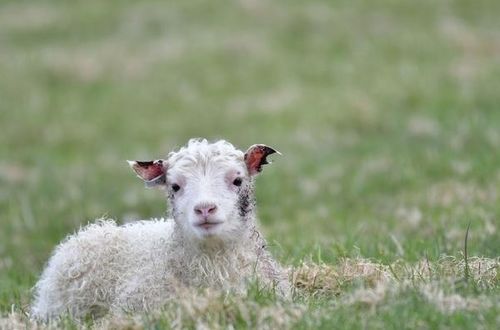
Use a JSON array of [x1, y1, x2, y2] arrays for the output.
[[0, 0, 499, 328]]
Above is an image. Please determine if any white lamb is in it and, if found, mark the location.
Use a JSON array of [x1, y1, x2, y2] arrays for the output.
[[31, 139, 290, 319]]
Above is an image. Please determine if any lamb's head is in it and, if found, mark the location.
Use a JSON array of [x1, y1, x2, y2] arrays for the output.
[[128, 139, 279, 242]]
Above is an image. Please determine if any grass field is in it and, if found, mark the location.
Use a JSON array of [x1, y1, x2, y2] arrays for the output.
[[0, 0, 499, 328]]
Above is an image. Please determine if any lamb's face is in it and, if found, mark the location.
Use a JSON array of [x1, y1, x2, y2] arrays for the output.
[[129, 139, 279, 243], [166, 155, 251, 240]]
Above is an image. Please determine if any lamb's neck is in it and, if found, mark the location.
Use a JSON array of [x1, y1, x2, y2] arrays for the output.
[[171, 226, 263, 258]]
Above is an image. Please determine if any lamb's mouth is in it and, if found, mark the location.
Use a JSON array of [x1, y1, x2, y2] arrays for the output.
[[195, 221, 223, 230]]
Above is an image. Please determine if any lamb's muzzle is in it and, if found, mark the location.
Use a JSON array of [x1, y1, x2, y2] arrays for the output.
[[31, 138, 290, 320]]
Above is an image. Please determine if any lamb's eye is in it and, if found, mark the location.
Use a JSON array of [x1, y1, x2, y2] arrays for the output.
[[171, 184, 181, 192], [232, 178, 242, 187]]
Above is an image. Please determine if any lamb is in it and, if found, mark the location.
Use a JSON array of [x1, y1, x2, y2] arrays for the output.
[[31, 138, 290, 320]]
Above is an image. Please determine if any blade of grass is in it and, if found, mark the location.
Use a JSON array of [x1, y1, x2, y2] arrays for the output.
[[464, 222, 471, 283]]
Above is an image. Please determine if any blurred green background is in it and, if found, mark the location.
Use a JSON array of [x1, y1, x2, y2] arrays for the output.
[[0, 0, 499, 316]]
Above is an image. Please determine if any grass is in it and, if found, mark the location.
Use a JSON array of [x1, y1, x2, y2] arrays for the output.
[[0, 0, 499, 328]]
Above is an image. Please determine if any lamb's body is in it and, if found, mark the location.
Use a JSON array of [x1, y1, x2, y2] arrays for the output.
[[33, 219, 287, 318], [32, 139, 289, 319]]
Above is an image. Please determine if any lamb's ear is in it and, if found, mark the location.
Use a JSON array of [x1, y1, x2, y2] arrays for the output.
[[127, 160, 166, 188], [244, 144, 281, 176]]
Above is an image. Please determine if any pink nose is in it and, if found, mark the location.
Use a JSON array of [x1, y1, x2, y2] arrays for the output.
[[194, 203, 217, 218]]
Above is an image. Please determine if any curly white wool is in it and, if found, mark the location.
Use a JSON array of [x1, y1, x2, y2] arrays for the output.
[[31, 139, 289, 319]]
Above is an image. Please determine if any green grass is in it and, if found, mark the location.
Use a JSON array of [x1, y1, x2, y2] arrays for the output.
[[0, 0, 499, 328]]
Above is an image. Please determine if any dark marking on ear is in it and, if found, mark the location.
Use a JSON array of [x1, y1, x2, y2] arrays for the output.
[[244, 144, 281, 176], [128, 160, 166, 187]]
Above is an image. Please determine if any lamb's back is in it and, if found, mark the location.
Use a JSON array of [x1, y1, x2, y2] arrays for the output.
[[32, 219, 175, 318], [32, 220, 127, 318]]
